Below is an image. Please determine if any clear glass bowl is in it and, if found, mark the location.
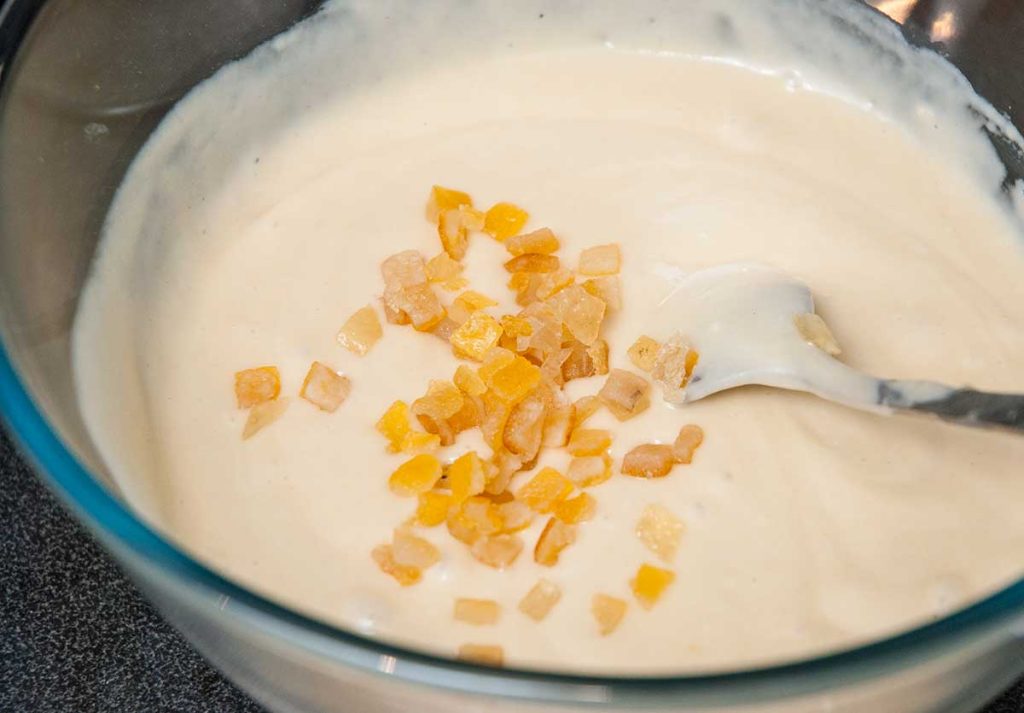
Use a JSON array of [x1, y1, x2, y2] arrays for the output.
[[1, 1, 1023, 711]]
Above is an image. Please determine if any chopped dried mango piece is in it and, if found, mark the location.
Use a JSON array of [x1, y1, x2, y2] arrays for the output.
[[438, 208, 472, 260], [795, 313, 842, 356], [673, 424, 704, 464], [489, 356, 542, 403], [242, 397, 289, 440], [582, 276, 622, 310], [505, 227, 559, 256], [516, 467, 574, 513], [567, 454, 614, 488], [416, 491, 453, 527], [598, 369, 650, 421], [389, 454, 443, 496], [426, 252, 464, 283], [400, 431, 442, 454], [457, 644, 504, 667], [235, 366, 281, 409], [454, 364, 487, 397], [454, 598, 501, 626], [448, 451, 487, 505], [578, 243, 622, 276], [572, 395, 601, 427], [372, 544, 421, 586], [627, 336, 661, 373], [567, 428, 612, 457], [636, 504, 684, 562], [392, 528, 441, 569], [503, 389, 547, 461], [592, 594, 628, 636], [382, 250, 428, 289], [426, 185, 473, 223], [546, 285, 606, 346], [534, 517, 577, 566], [651, 338, 697, 403], [497, 499, 534, 533], [484, 202, 530, 242], [554, 492, 596, 524], [518, 579, 562, 622], [376, 400, 411, 451], [621, 444, 676, 478], [300, 362, 351, 413], [503, 253, 560, 273], [337, 305, 383, 356], [631, 563, 676, 609], [470, 533, 523, 569], [451, 312, 504, 361]]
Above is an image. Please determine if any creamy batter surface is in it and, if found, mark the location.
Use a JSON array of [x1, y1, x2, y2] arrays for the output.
[[73, 0, 1024, 673]]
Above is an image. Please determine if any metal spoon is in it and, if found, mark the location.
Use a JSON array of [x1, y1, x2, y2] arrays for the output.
[[658, 262, 1024, 432]]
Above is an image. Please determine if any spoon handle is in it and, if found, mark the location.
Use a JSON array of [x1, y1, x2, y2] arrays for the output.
[[878, 380, 1024, 433]]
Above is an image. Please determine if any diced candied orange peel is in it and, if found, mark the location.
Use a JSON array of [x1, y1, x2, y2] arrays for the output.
[[631, 563, 676, 609], [389, 454, 443, 496], [484, 202, 530, 242], [426, 252, 464, 282], [497, 499, 533, 533], [651, 338, 698, 402], [242, 397, 289, 440], [471, 533, 524, 569], [451, 312, 504, 361], [534, 517, 576, 566], [516, 467, 574, 513], [438, 208, 474, 260], [504, 253, 560, 274], [392, 528, 441, 569], [627, 336, 661, 373], [376, 400, 411, 451], [567, 454, 613, 488], [794, 312, 842, 356], [457, 644, 504, 667], [592, 594, 627, 636], [572, 395, 601, 427], [554, 492, 596, 524], [300, 362, 351, 413], [448, 451, 486, 504], [454, 364, 487, 397], [416, 491, 453, 527], [598, 369, 650, 421], [636, 504, 684, 562], [372, 544, 422, 586], [454, 598, 501, 626], [579, 243, 621, 276], [337, 305, 383, 356], [426, 185, 473, 223], [518, 579, 562, 622], [567, 429, 612, 457], [673, 424, 704, 464], [489, 356, 542, 404], [582, 276, 622, 310], [505, 227, 559, 256], [546, 284, 606, 346], [621, 444, 676, 479], [234, 366, 281, 409], [450, 290, 499, 325], [399, 430, 442, 454]]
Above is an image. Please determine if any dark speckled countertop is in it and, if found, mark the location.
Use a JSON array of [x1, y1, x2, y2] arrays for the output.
[[1, 425, 1023, 713]]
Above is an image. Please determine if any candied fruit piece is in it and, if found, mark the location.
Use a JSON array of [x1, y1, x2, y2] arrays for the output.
[[392, 528, 441, 569], [382, 250, 428, 289], [389, 454, 443, 496], [471, 533, 524, 569], [426, 252, 464, 282], [534, 517, 577, 566], [578, 243, 622, 276], [627, 336, 661, 373], [376, 400, 411, 451], [457, 644, 504, 667], [592, 594, 627, 635], [426, 185, 472, 222], [516, 467, 574, 513], [462, 206, 486, 231], [242, 397, 289, 440], [400, 431, 442, 454], [631, 563, 676, 609], [598, 369, 651, 421], [484, 202, 530, 242], [541, 398, 573, 448], [499, 315, 533, 340], [582, 276, 622, 310], [554, 492, 596, 524], [300, 362, 351, 413], [561, 340, 598, 382], [636, 504, 684, 562], [497, 500, 534, 533], [505, 227, 559, 256], [546, 285, 606, 346], [503, 253, 560, 274], [449, 290, 499, 325], [403, 283, 447, 332], [416, 491, 453, 527], [673, 424, 704, 464], [588, 339, 609, 376], [621, 444, 676, 478], [451, 312, 504, 362], [462, 496, 504, 535], [448, 396, 482, 435], [567, 454, 613, 488], [518, 579, 562, 622], [478, 347, 516, 384], [372, 544, 421, 586], [572, 395, 601, 427], [535, 268, 575, 301], [454, 598, 501, 626], [381, 291, 411, 325], [414, 380, 465, 421], [235, 366, 281, 409], [795, 313, 842, 356], [449, 451, 487, 504], [567, 429, 612, 457], [503, 389, 547, 461], [490, 356, 542, 403], [454, 364, 487, 397], [480, 392, 513, 452], [447, 509, 482, 545], [438, 208, 471, 260], [485, 449, 521, 495], [651, 338, 697, 403], [337, 305, 383, 356]]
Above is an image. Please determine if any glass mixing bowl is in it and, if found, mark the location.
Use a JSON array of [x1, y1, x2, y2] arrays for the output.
[[1, 1, 1023, 711]]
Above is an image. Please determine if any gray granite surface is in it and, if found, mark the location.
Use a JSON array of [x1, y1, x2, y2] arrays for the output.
[[1, 425, 1022, 713]]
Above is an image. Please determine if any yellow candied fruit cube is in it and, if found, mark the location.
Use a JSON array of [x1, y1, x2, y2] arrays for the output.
[[416, 491, 453, 527], [490, 356, 542, 403], [505, 227, 559, 256], [454, 364, 487, 397], [389, 454, 443, 497], [402, 283, 447, 332], [449, 290, 499, 325], [502, 389, 547, 462], [518, 579, 562, 622], [438, 208, 471, 260], [578, 243, 622, 276], [636, 504, 685, 562], [399, 431, 442, 454], [534, 517, 577, 566], [554, 492, 596, 524], [451, 312, 504, 362], [414, 380, 465, 420], [794, 313, 842, 356], [478, 348, 516, 384], [541, 399, 573, 448], [392, 528, 441, 569], [621, 444, 676, 479], [426, 252, 464, 283], [497, 499, 534, 533], [582, 276, 622, 310], [461, 496, 504, 534], [381, 250, 428, 290], [504, 253, 560, 274], [627, 336, 661, 373], [546, 284, 606, 347], [376, 400, 411, 452], [462, 206, 486, 231], [598, 369, 651, 421], [470, 533, 524, 569], [631, 563, 676, 609], [426, 185, 472, 223], [484, 202, 530, 242], [573, 395, 601, 427], [454, 598, 501, 626], [337, 305, 383, 356], [567, 428, 612, 457], [592, 594, 627, 636], [372, 544, 421, 586], [673, 424, 704, 465], [300, 362, 351, 413], [242, 398, 289, 440], [566, 454, 613, 488], [457, 644, 504, 667], [535, 268, 576, 301], [515, 467, 574, 513], [499, 315, 533, 340], [448, 451, 487, 505], [234, 366, 281, 409]]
